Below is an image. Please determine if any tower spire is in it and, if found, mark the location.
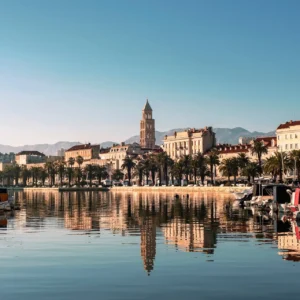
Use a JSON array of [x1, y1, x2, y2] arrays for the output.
[[143, 99, 152, 111]]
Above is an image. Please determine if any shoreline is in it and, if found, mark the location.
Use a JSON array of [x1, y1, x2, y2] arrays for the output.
[[7, 186, 248, 194]]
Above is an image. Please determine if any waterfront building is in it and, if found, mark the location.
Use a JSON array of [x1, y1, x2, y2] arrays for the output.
[[217, 136, 277, 161], [140, 100, 156, 149], [276, 120, 300, 152], [64, 143, 100, 165], [163, 127, 216, 160], [15, 151, 46, 166], [100, 142, 142, 170]]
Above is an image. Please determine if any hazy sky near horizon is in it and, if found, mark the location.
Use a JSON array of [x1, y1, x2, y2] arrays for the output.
[[1, 0, 300, 146]]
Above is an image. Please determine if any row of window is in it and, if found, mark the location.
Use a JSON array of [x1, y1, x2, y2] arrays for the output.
[[278, 134, 298, 140], [282, 144, 299, 150], [165, 140, 202, 149]]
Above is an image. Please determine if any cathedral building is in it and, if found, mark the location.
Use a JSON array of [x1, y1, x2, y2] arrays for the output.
[[140, 100, 156, 149]]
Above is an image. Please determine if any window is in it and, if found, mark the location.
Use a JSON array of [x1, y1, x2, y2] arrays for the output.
[[278, 135, 280, 140], [290, 144, 293, 149], [290, 134, 293, 139], [285, 135, 287, 139], [285, 144, 288, 150], [296, 144, 298, 149], [296, 134, 298, 138]]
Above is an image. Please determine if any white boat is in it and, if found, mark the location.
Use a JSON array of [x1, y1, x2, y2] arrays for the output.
[[232, 189, 252, 200]]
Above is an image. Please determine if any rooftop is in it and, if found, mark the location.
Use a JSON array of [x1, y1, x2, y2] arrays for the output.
[[277, 120, 300, 130], [16, 151, 45, 156], [143, 99, 152, 111], [66, 143, 99, 152]]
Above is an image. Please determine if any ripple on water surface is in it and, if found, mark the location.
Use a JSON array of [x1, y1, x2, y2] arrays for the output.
[[0, 191, 299, 300]]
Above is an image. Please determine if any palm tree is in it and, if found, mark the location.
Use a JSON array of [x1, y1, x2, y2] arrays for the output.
[[206, 149, 220, 185], [229, 158, 239, 186], [21, 166, 31, 186], [264, 152, 291, 182], [65, 167, 74, 187], [243, 162, 260, 183], [121, 157, 136, 186], [134, 160, 145, 186], [68, 157, 75, 168], [76, 156, 84, 168], [237, 153, 250, 175], [30, 167, 40, 186], [155, 152, 173, 186], [45, 162, 55, 186], [12, 164, 21, 186], [112, 169, 124, 181], [251, 140, 268, 171], [74, 167, 83, 185], [171, 160, 184, 185], [84, 164, 95, 187], [39, 167, 48, 186], [56, 161, 66, 186], [290, 150, 300, 181], [181, 154, 191, 182], [190, 153, 202, 184], [94, 165, 108, 185], [220, 158, 238, 184]]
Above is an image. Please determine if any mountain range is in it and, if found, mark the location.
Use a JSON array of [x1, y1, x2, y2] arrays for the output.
[[0, 127, 275, 156]]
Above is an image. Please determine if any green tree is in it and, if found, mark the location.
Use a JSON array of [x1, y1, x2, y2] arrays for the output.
[[206, 149, 220, 185], [21, 166, 31, 186], [65, 167, 74, 187], [243, 162, 260, 183], [94, 165, 108, 185], [134, 160, 145, 186], [39, 167, 48, 186], [84, 164, 95, 187], [112, 169, 124, 181], [68, 157, 75, 168], [121, 157, 136, 186], [264, 152, 291, 182], [56, 161, 66, 186], [219, 158, 233, 183], [237, 153, 250, 176], [290, 150, 300, 181], [251, 140, 268, 171], [76, 156, 84, 168], [74, 167, 83, 185]]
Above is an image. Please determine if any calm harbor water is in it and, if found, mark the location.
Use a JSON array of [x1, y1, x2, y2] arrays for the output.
[[1, 191, 300, 300]]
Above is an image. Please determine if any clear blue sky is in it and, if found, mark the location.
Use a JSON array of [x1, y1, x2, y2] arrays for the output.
[[1, 0, 299, 146]]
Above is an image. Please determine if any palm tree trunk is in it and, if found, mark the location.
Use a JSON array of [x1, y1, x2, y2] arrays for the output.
[[210, 164, 214, 186], [194, 169, 197, 185]]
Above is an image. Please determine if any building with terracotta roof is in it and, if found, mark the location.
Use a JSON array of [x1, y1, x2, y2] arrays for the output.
[[100, 142, 142, 169], [15, 151, 46, 165], [276, 120, 300, 152], [163, 127, 216, 160], [64, 143, 100, 164]]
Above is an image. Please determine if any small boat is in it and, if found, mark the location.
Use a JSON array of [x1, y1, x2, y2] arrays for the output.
[[0, 188, 15, 211], [232, 188, 252, 201]]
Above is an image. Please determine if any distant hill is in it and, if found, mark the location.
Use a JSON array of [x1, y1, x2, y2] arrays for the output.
[[125, 127, 275, 146], [0, 127, 275, 155], [0, 142, 82, 156]]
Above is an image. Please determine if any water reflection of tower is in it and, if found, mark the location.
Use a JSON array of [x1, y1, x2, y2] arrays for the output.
[[140, 201, 156, 275]]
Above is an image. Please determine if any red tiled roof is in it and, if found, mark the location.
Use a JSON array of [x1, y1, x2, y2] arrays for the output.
[[66, 144, 99, 152], [16, 151, 45, 156], [277, 120, 300, 130], [255, 136, 277, 147]]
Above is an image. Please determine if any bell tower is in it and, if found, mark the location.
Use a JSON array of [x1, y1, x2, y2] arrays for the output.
[[140, 99, 155, 149]]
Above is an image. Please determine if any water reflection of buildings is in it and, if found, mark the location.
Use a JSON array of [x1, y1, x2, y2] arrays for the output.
[[11, 191, 300, 274]]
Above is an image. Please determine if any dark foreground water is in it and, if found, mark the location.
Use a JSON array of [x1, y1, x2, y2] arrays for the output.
[[1, 191, 300, 300]]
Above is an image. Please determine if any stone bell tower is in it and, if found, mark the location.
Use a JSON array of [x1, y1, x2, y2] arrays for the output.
[[140, 99, 155, 149]]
